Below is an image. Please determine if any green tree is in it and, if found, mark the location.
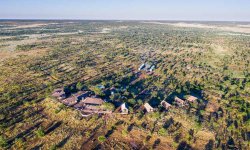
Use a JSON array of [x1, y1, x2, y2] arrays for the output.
[[149, 112, 161, 120], [138, 99, 143, 105], [122, 129, 129, 137], [14, 138, 25, 150], [0, 136, 8, 148], [98, 136, 106, 143], [49, 145, 57, 150], [102, 103, 115, 111], [35, 127, 45, 137], [90, 86, 104, 96], [158, 128, 167, 136], [85, 131, 90, 138], [128, 99, 136, 105], [76, 82, 84, 91]]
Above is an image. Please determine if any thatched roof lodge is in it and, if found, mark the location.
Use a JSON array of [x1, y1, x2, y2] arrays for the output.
[[52, 88, 66, 100], [174, 97, 185, 107], [144, 103, 154, 112], [186, 95, 198, 102], [62, 97, 78, 106], [161, 100, 171, 110], [120, 103, 129, 114], [79, 97, 112, 114], [81, 97, 104, 105]]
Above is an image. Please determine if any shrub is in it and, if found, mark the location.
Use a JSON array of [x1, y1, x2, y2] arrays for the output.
[[85, 131, 90, 138], [158, 128, 167, 136], [122, 129, 128, 137], [98, 136, 106, 143], [149, 112, 161, 120], [14, 138, 25, 149], [76, 82, 84, 91], [102, 103, 115, 111], [0, 136, 8, 148], [35, 127, 45, 137], [49, 144, 57, 150]]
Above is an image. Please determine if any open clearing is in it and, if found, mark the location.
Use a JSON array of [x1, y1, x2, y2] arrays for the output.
[[143, 21, 250, 33]]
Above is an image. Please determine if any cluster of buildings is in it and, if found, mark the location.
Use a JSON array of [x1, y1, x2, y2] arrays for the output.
[[174, 95, 198, 107], [52, 87, 198, 116], [138, 63, 156, 72], [143, 100, 171, 113], [143, 95, 198, 113], [52, 88, 129, 117]]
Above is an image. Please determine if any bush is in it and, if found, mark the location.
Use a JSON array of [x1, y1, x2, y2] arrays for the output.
[[76, 82, 84, 91], [14, 138, 25, 149], [149, 112, 161, 120], [102, 103, 115, 111], [0, 136, 8, 148], [158, 128, 167, 136], [98, 136, 106, 143], [122, 129, 128, 137], [35, 127, 45, 137], [49, 144, 57, 150]]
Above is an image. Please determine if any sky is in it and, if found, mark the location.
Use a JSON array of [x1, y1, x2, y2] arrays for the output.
[[0, 0, 249, 21]]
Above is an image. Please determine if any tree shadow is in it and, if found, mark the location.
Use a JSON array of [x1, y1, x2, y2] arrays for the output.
[[56, 134, 72, 148], [115, 120, 124, 126], [127, 123, 134, 132], [45, 121, 62, 134], [30, 143, 44, 150], [146, 135, 151, 142], [7, 108, 44, 128], [177, 141, 192, 150], [164, 117, 174, 129], [8, 122, 42, 145], [93, 144, 102, 150], [205, 140, 214, 150], [141, 122, 148, 129], [93, 124, 102, 132], [105, 126, 116, 138], [81, 132, 97, 149], [153, 139, 161, 149]]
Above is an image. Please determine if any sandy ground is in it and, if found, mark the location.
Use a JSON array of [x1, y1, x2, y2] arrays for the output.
[[1, 23, 59, 29], [100, 28, 111, 33], [11, 23, 48, 29], [0, 48, 49, 62], [142, 22, 250, 34], [0, 32, 79, 51]]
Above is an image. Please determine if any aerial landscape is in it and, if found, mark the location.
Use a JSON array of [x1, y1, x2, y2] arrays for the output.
[[0, 1, 249, 150]]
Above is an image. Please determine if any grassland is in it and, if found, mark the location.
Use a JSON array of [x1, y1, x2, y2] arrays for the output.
[[0, 20, 249, 150]]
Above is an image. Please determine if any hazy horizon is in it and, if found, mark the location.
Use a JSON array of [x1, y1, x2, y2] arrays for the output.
[[0, 0, 250, 22]]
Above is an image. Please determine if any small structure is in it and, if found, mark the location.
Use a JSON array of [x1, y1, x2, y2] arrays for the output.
[[138, 63, 145, 71], [139, 62, 156, 72], [120, 103, 129, 114], [73, 101, 86, 110], [62, 97, 78, 106], [110, 87, 116, 95], [145, 63, 151, 71], [144, 103, 154, 113], [81, 97, 104, 106], [186, 65, 192, 70], [52, 88, 66, 100], [174, 97, 185, 107], [161, 100, 171, 110], [149, 65, 155, 72], [80, 97, 112, 114], [186, 95, 198, 102], [97, 85, 105, 89]]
